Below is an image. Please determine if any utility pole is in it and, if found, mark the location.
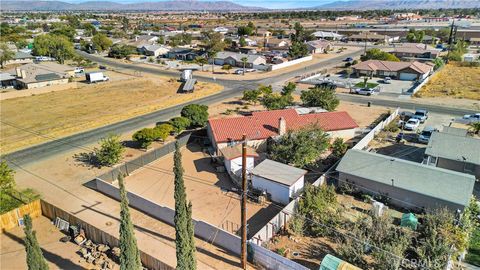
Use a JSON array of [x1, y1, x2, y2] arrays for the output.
[[241, 134, 247, 269]]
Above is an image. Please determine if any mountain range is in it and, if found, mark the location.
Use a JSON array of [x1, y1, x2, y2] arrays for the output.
[[315, 0, 480, 10], [2, 0, 479, 11], [1, 0, 262, 11]]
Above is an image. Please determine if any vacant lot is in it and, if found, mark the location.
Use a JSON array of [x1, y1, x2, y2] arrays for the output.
[[415, 64, 480, 100], [0, 75, 222, 153]]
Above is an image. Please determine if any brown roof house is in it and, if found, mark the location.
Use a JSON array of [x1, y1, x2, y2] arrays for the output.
[[6, 62, 75, 89], [306, 40, 333, 54], [352, 60, 433, 81], [392, 43, 441, 61]]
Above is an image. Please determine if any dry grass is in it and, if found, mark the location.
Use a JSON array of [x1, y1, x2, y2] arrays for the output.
[[0, 76, 222, 153], [415, 63, 480, 100]]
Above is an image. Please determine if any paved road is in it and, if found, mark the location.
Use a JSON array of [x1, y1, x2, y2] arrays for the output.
[[4, 51, 477, 165]]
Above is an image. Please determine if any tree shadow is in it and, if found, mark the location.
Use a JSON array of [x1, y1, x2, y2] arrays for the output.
[[72, 152, 100, 169], [3, 231, 84, 270]]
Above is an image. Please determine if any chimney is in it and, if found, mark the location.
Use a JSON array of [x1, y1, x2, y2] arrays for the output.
[[278, 117, 286, 136], [16, 67, 21, 78], [21, 70, 27, 79]]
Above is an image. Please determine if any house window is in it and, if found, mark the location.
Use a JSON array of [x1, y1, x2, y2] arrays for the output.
[[464, 163, 475, 173]]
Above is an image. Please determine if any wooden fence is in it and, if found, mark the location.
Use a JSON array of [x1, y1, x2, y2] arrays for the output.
[[0, 200, 41, 232]]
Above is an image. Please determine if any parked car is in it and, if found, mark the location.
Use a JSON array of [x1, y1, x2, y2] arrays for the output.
[[463, 113, 480, 123], [316, 82, 337, 91], [355, 88, 376, 96], [344, 57, 353, 62], [99, 65, 107, 70], [418, 126, 437, 144], [399, 111, 414, 121], [74, 67, 85, 74], [411, 109, 429, 123], [404, 118, 420, 131], [382, 77, 391, 84]]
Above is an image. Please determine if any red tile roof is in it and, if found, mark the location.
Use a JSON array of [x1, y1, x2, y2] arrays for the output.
[[208, 109, 358, 143], [352, 60, 433, 74]]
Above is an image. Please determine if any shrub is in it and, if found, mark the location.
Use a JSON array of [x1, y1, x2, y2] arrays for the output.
[[154, 123, 173, 142], [181, 104, 209, 127], [132, 128, 157, 149], [94, 134, 124, 166], [169, 117, 191, 134], [331, 138, 348, 158], [289, 216, 305, 236]]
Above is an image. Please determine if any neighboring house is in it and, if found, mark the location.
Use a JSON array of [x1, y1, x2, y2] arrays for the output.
[[391, 43, 441, 61], [211, 51, 267, 68], [349, 32, 399, 43], [463, 54, 478, 62], [470, 37, 480, 46], [140, 45, 170, 57], [220, 144, 258, 176], [265, 38, 290, 49], [166, 48, 200, 61], [213, 27, 229, 34], [6, 51, 35, 65], [337, 149, 476, 211], [424, 131, 480, 179], [256, 30, 272, 38], [5, 62, 74, 89], [250, 159, 307, 205], [0, 73, 17, 88], [306, 40, 333, 54], [421, 35, 440, 45], [312, 31, 344, 41], [352, 60, 433, 81], [207, 108, 358, 153]]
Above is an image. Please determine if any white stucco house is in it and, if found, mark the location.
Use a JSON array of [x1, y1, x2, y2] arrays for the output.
[[250, 159, 307, 205], [220, 144, 259, 176]]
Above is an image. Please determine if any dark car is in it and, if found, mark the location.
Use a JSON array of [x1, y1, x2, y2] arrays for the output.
[[345, 57, 353, 62], [99, 65, 107, 70], [316, 82, 337, 91]]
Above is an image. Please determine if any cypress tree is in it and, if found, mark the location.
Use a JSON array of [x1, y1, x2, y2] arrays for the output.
[[118, 174, 142, 270], [23, 214, 49, 270], [173, 141, 196, 270]]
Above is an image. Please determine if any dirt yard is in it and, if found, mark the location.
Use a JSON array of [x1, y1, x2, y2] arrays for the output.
[[122, 143, 279, 237], [0, 216, 116, 270], [0, 73, 222, 154], [415, 63, 480, 100]]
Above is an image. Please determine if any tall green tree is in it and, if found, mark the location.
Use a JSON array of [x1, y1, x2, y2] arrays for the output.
[[173, 142, 196, 270], [288, 41, 309, 59], [360, 48, 400, 62], [0, 43, 15, 69], [117, 174, 142, 270], [94, 134, 124, 166], [203, 31, 226, 73], [180, 104, 209, 127], [23, 214, 49, 270], [300, 86, 339, 111], [0, 160, 15, 193], [32, 34, 75, 64], [92, 33, 113, 52]]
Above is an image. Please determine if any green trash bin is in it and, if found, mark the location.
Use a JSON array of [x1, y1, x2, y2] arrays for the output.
[[401, 213, 418, 230]]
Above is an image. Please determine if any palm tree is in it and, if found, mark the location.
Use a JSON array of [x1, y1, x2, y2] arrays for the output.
[[469, 122, 480, 135], [241, 57, 248, 76]]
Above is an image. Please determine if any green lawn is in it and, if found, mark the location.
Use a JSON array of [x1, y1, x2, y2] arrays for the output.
[[466, 227, 480, 266], [354, 82, 379, 89], [0, 189, 40, 214]]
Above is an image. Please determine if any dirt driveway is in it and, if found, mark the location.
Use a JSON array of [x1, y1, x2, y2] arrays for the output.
[[122, 143, 279, 237]]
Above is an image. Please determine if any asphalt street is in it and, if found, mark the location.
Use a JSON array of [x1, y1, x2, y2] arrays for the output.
[[3, 51, 477, 165]]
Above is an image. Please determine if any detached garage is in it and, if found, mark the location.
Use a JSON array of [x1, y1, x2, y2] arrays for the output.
[[399, 72, 418, 81], [251, 159, 307, 205]]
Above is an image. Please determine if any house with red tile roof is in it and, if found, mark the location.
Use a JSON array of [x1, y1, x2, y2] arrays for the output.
[[352, 60, 433, 81], [207, 109, 358, 152]]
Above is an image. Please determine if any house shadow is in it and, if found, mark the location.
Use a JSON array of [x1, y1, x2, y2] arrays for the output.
[[246, 203, 282, 239], [3, 231, 84, 270]]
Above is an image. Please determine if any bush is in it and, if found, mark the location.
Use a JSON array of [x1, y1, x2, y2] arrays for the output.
[[331, 138, 348, 158], [94, 134, 124, 166], [289, 216, 305, 236], [169, 117, 191, 134], [154, 123, 173, 142], [132, 128, 157, 149], [300, 86, 339, 111], [384, 118, 399, 132], [181, 104, 209, 127]]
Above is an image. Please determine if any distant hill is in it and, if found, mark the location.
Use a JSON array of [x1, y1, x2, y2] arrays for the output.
[[315, 0, 480, 10], [1, 0, 263, 11]]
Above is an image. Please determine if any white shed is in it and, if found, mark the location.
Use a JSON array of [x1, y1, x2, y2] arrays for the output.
[[220, 144, 258, 176], [250, 159, 307, 205]]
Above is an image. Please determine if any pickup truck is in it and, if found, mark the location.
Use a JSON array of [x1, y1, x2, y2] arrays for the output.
[[411, 109, 428, 123]]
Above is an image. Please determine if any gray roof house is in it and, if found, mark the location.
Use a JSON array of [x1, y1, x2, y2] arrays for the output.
[[337, 149, 475, 211], [139, 45, 170, 57], [212, 51, 267, 69], [424, 131, 480, 179], [251, 159, 307, 205]]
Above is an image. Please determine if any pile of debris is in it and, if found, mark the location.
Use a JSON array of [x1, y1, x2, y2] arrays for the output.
[[78, 240, 116, 270]]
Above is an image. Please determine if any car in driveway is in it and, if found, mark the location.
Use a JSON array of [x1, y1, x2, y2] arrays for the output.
[[418, 126, 437, 144], [404, 118, 420, 131], [381, 77, 391, 84], [411, 109, 429, 123]]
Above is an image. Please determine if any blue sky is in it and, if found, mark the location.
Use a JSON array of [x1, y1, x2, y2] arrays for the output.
[[67, 0, 342, 9]]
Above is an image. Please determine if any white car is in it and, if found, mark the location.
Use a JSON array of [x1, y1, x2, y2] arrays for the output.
[[356, 88, 376, 96], [403, 118, 420, 131], [463, 113, 480, 123]]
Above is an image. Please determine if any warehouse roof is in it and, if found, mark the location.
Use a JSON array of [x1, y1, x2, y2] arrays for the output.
[[425, 132, 480, 165], [337, 149, 475, 207], [251, 159, 307, 186]]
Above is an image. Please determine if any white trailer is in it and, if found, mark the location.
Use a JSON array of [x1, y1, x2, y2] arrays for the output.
[[86, 72, 109, 83], [180, 69, 193, 82]]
